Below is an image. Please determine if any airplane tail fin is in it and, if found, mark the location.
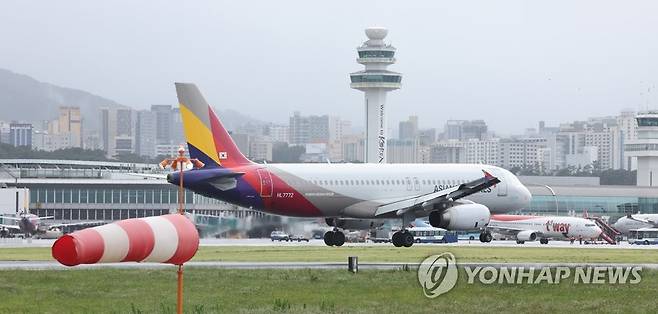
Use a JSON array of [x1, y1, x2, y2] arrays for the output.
[[175, 83, 253, 168]]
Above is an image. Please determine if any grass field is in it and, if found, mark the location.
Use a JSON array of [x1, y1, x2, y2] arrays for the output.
[[2, 245, 658, 264], [0, 267, 655, 313]]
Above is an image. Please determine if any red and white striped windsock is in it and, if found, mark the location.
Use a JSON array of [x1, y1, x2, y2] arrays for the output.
[[52, 214, 199, 267]]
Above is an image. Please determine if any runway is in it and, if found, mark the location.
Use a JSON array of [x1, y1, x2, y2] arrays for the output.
[[2, 237, 656, 250], [1, 260, 658, 270]]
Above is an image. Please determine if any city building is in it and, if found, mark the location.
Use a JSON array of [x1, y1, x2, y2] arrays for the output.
[[341, 134, 365, 162], [498, 138, 546, 171], [300, 143, 329, 162], [387, 139, 418, 163], [350, 27, 402, 163], [151, 105, 173, 144], [57, 106, 83, 148], [155, 143, 184, 158], [444, 120, 488, 141], [418, 128, 437, 146], [430, 143, 466, 163], [453, 138, 500, 165], [249, 139, 273, 161], [9, 122, 32, 147], [0, 121, 9, 144], [99, 107, 136, 158], [399, 116, 418, 140], [266, 124, 290, 143], [136, 109, 156, 157], [289, 111, 310, 145], [135, 105, 186, 158]]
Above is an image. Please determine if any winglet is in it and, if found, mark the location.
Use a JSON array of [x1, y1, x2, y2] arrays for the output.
[[482, 170, 494, 180]]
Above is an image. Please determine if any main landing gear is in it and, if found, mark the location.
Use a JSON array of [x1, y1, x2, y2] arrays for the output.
[[479, 231, 493, 243], [390, 211, 416, 247], [391, 230, 415, 247], [324, 230, 345, 247]]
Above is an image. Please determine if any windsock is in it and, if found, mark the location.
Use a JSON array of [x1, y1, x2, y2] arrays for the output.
[[52, 214, 199, 267]]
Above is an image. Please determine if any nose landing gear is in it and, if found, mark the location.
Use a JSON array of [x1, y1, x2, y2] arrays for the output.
[[479, 231, 493, 243]]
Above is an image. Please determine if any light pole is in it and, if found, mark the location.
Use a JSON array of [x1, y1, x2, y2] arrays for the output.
[[543, 185, 558, 215]]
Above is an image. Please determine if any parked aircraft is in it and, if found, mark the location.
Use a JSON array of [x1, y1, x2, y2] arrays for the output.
[[613, 214, 658, 234], [483, 214, 605, 244], [0, 210, 101, 238]]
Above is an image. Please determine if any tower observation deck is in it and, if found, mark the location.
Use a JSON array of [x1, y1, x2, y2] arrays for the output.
[[625, 111, 658, 186], [350, 27, 402, 163]]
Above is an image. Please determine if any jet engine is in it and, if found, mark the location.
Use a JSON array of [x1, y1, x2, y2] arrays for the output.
[[326, 218, 384, 230], [428, 203, 490, 230], [515, 230, 537, 242]]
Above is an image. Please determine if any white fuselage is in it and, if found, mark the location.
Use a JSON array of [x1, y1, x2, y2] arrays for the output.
[[265, 163, 532, 218], [490, 215, 602, 239], [614, 214, 658, 234]]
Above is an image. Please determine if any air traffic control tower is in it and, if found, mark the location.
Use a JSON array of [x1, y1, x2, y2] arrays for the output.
[[626, 111, 658, 186], [350, 27, 402, 163]]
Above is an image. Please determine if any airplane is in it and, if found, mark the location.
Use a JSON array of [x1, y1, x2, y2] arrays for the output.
[[163, 82, 532, 248], [0, 210, 102, 238], [613, 214, 658, 234], [483, 214, 605, 244]]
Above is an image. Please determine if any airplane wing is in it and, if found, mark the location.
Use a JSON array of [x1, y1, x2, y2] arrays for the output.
[[125, 173, 168, 180], [48, 221, 106, 228], [375, 170, 500, 217], [0, 224, 21, 230], [0, 216, 22, 221], [486, 225, 545, 237]]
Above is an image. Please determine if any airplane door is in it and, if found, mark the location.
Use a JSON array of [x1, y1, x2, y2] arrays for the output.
[[256, 168, 273, 197], [489, 169, 507, 196], [405, 177, 412, 191], [413, 177, 420, 191]]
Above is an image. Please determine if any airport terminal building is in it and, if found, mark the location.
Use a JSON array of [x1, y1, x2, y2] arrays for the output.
[[525, 185, 658, 218], [0, 159, 268, 225]]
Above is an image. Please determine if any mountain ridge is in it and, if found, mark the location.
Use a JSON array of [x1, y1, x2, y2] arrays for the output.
[[0, 68, 266, 132]]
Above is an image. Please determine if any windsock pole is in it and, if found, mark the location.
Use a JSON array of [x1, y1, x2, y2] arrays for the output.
[[160, 145, 204, 314], [177, 264, 184, 314]]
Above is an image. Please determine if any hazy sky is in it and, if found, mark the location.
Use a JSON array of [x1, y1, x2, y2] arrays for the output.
[[2, 1, 657, 134]]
